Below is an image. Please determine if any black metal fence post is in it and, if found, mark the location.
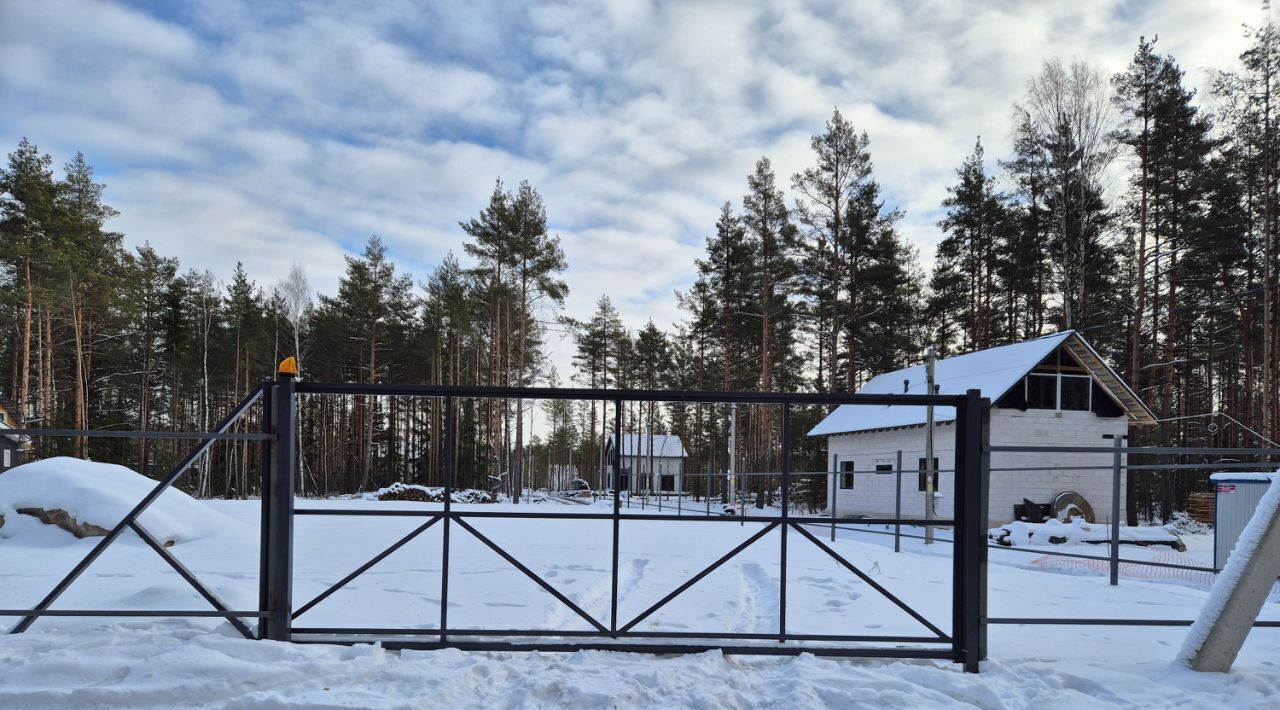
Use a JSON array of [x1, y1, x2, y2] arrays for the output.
[[440, 396, 454, 642], [954, 388, 989, 672], [257, 383, 273, 639], [976, 395, 990, 664], [264, 368, 296, 642], [894, 449, 903, 553], [1108, 434, 1123, 586], [779, 403, 790, 643], [830, 453, 837, 542], [610, 398, 622, 636]]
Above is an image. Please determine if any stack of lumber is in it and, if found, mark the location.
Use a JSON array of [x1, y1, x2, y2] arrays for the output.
[[1186, 492, 1215, 525]]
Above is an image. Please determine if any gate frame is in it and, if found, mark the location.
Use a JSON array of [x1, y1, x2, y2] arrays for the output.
[[267, 370, 991, 671]]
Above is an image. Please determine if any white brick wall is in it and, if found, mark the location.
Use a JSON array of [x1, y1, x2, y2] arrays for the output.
[[823, 408, 1128, 526]]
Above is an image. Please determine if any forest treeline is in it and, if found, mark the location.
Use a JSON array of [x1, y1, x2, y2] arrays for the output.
[[3, 32, 1280, 520]]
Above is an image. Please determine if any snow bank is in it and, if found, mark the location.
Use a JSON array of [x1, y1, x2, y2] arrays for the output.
[[1179, 470, 1280, 665], [0, 457, 237, 545], [1, 622, 1278, 709]]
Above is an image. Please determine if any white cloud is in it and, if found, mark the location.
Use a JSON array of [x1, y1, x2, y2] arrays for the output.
[[0, 0, 1264, 380]]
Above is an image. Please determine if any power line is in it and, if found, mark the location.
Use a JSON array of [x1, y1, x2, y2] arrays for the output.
[[1078, 280, 1278, 336]]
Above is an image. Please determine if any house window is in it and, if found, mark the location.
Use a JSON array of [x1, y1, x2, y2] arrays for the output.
[[917, 457, 940, 492], [839, 460, 855, 489], [2, 450, 8, 468], [1026, 374, 1057, 409], [1060, 375, 1091, 411], [875, 464, 893, 474]]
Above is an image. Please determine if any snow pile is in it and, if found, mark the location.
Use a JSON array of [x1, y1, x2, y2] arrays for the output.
[[989, 518, 1184, 549], [0, 457, 237, 545], [1180, 470, 1280, 665], [1, 622, 1279, 708], [362, 482, 495, 504]]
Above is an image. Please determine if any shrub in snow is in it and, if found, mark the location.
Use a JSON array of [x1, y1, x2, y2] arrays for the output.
[[363, 482, 496, 504], [0, 457, 237, 545]]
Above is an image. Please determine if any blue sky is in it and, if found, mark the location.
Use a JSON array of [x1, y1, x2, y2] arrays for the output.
[[0, 0, 1261, 375]]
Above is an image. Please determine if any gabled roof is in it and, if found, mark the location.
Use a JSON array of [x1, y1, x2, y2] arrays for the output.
[[608, 433, 688, 458], [807, 330, 1156, 437]]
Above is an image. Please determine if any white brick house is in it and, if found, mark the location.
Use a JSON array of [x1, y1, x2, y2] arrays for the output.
[[808, 331, 1156, 525], [605, 433, 688, 493]]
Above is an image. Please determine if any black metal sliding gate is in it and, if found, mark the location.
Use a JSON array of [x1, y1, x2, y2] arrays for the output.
[[5, 368, 991, 673], [276, 375, 991, 672]]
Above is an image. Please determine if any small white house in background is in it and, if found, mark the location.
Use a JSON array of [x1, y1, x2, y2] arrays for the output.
[[605, 433, 688, 493], [808, 331, 1156, 526], [0, 393, 28, 473]]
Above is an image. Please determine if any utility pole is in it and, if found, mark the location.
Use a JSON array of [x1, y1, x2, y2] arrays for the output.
[[925, 346, 937, 545]]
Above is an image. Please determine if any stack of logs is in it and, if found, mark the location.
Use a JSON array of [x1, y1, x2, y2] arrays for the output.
[[1186, 492, 1215, 525]]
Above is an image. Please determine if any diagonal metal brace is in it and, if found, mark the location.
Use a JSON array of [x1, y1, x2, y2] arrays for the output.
[[129, 521, 256, 640], [791, 522, 949, 639], [620, 522, 779, 633], [293, 515, 443, 621], [453, 517, 609, 633], [9, 384, 266, 634]]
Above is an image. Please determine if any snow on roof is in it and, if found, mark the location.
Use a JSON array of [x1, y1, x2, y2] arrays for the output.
[[609, 433, 688, 458], [1209, 472, 1278, 483], [808, 331, 1076, 437]]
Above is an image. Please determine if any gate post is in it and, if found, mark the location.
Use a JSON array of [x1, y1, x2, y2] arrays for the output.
[[264, 362, 297, 642], [256, 382, 273, 640], [954, 388, 990, 672], [439, 395, 454, 642]]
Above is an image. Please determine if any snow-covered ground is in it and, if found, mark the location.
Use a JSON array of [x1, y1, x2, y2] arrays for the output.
[[2, 473, 1280, 707]]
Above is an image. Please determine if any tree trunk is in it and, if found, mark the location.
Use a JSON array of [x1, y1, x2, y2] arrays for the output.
[[19, 242, 31, 427], [71, 296, 87, 459]]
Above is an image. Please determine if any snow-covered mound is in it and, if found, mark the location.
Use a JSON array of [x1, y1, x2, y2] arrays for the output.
[[990, 517, 1185, 549], [0, 457, 237, 545], [362, 482, 496, 504]]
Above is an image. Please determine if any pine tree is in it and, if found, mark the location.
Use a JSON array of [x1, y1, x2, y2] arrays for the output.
[[569, 296, 624, 489], [1113, 37, 1165, 388], [1001, 113, 1053, 339], [505, 181, 566, 503], [0, 139, 58, 436], [55, 152, 122, 458], [314, 236, 416, 491], [792, 109, 874, 392], [124, 244, 178, 472], [633, 320, 671, 491], [742, 157, 798, 395], [931, 138, 1012, 352]]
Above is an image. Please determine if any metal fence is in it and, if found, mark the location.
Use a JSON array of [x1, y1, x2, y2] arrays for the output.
[[819, 443, 1280, 631], [2, 372, 993, 673]]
